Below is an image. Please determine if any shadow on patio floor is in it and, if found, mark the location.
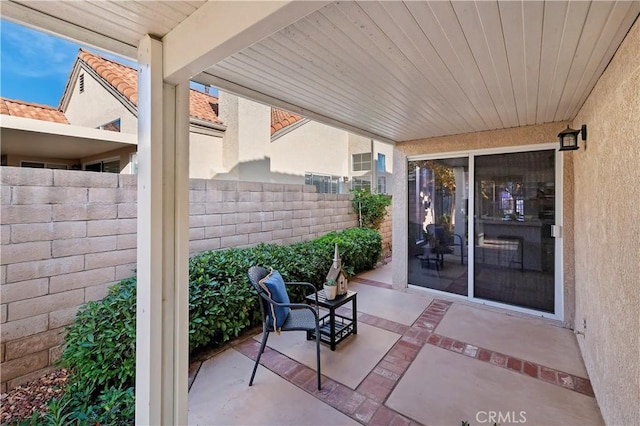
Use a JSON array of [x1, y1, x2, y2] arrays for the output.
[[187, 262, 603, 426]]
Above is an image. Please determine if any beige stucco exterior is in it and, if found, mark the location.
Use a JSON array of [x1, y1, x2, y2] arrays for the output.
[[570, 17, 640, 426], [271, 120, 349, 178], [189, 131, 223, 180], [63, 66, 138, 135], [61, 64, 224, 178], [217, 91, 394, 191], [217, 92, 271, 181]]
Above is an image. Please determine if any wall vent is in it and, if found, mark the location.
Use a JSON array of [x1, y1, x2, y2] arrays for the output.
[[79, 73, 85, 93]]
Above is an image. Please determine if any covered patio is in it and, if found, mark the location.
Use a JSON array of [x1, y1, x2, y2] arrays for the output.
[[188, 263, 602, 425], [3, 1, 638, 424]]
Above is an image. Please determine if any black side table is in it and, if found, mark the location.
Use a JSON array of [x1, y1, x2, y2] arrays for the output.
[[305, 289, 357, 350]]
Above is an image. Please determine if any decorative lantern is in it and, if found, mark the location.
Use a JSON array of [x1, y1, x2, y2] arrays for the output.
[[558, 125, 587, 151]]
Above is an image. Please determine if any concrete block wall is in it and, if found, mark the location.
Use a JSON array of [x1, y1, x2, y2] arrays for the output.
[[0, 167, 357, 391], [379, 205, 393, 258]]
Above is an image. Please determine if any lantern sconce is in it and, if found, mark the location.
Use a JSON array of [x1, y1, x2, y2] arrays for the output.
[[558, 124, 587, 151]]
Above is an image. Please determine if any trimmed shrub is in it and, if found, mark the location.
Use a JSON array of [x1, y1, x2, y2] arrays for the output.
[[56, 278, 136, 424], [52, 227, 381, 424]]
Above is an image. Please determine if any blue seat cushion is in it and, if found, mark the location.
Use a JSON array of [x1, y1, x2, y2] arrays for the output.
[[258, 269, 291, 331]]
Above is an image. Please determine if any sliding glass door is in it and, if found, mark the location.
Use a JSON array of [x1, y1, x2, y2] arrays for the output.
[[407, 158, 468, 296], [473, 150, 556, 312], [407, 148, 559, 316]]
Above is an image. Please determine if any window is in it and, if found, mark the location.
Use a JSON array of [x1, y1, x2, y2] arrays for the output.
[[377, 176, 387, 194], [21, 161, 68, 170], [85, 158, 120, 173], [352, 153, 372, 172], [305, 173, 339, 194], [377, 153, 386, 172], [351, 177, 371, 191], [79, 73, 85, 93], [21, 162, 44, 169], [97, 118, 121, 132]]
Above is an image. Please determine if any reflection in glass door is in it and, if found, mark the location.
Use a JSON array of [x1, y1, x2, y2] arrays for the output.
[[407, 158, 469, 296], [473, 150, 556, 312]]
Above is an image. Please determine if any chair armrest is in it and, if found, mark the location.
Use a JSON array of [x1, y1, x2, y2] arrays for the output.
[[262, 296, 320, 320], [285, 281, 318, 304], [262, 286, 320, 313], [452, 233, 464, 246]]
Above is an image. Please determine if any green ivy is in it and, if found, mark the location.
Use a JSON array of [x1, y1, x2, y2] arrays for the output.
[[47, 227, 381, 425]]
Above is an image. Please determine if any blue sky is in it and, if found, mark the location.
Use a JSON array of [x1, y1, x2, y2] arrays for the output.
[[1, 20, 214, 108], [1, 20, 83, 106]]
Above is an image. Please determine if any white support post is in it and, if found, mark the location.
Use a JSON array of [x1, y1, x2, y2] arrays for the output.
[[136, 34, 190, 425]]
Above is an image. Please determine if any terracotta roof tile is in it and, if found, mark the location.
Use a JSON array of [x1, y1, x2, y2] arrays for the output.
[[0, 97, 69, 124], [77, 49, 221, 124], [74, 50, 306, 132], [271, 108, 303, 135]]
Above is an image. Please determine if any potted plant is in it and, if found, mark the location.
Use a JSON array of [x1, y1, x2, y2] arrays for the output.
[[324, 279, 338, 300]]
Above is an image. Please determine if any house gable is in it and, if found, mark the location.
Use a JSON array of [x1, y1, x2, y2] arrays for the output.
[[61, 58, 138, 134]]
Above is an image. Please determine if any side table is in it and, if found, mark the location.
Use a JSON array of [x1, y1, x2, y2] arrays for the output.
[[305, 289, 357, 350]]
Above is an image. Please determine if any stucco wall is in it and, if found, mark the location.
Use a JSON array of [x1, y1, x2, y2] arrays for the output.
[[64, 66, 138, 135], [0, 167, 357, 392], [391, 122, 575, 326], [189, 132, 223, 179], [270, 120, 349, 178], [571, 17, 640, 425], [217, 92, 272, 181]]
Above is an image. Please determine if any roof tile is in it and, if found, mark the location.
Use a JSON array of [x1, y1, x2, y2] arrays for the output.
[[0, 98, 69, 124], [78, 49, 222, 125], [270, 109, 303, 135]]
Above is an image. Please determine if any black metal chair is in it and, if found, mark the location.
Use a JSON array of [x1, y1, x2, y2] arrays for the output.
[[247, 266, 322, 390], [426, 224, 465, 268]]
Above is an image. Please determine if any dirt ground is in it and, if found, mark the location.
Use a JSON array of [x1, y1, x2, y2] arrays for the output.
[[0, 369, 68, 424]]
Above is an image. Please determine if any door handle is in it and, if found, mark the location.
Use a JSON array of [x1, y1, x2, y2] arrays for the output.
[[551, 225, 562, 238]]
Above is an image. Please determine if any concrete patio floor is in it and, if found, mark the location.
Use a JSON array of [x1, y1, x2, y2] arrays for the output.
[[188, 262, 603, 425]]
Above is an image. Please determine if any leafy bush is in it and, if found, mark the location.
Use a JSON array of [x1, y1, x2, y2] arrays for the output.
[[352, 188, 392, 230], [55, 278, 136, 424], [51, 227, 381, 424]]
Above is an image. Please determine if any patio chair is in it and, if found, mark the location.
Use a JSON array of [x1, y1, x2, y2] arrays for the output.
[[426, 224, 465, 268], [247, 266, 322, 390]]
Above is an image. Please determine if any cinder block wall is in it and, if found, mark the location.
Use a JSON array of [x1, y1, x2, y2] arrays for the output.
[[0, 167, 357, 391], [379, 205, 393, 258]]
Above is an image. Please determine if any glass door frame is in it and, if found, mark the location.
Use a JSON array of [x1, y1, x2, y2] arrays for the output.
[[407, 143, 564, 321]]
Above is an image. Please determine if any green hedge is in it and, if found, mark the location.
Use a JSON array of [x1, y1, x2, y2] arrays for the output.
[[51, 227, 381, 425]]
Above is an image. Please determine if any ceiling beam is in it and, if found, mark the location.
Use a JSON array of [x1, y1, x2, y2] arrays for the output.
[[196, 71, 397, 145], [1, 0, 137, 60], [162, 1, 329, 84]]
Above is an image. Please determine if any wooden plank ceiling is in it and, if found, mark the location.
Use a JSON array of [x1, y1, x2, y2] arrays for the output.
[[202, 1, 640, 142], [3, 0, 639, 143]]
